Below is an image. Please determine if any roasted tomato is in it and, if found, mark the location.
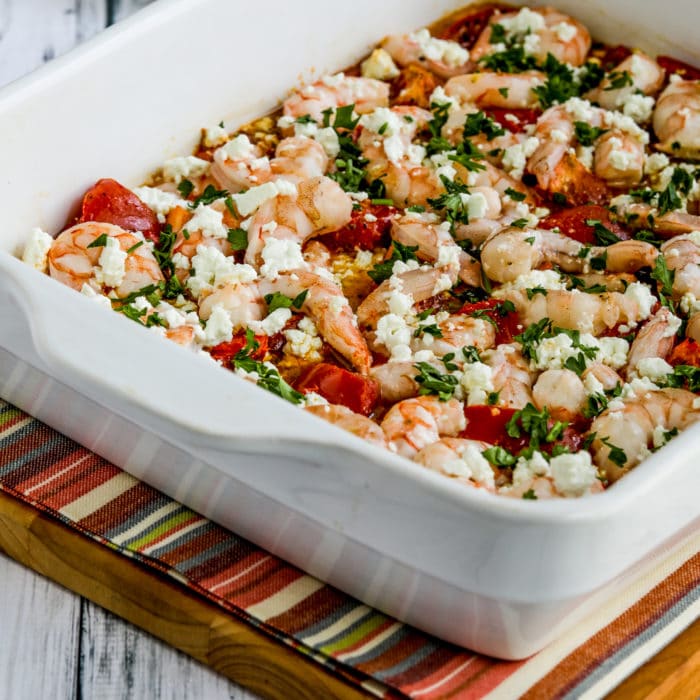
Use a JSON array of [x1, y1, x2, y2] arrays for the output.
[[295, 363, 380, 416], [482, 108, 540, 134], [392, 64, 441, 109], [597, 44, 632, 71], [461, 406, 529, 453], [539, 204, 629, 244], [541, 153, 611, 207], [657, 56, 700, 81], [209, 333, 268, 364], [323, 200, 396, 252], [79, 178, 161, 242], [458, 299, 522, 344], [438, 5, 499, 48], [668, 338, 700, 367]]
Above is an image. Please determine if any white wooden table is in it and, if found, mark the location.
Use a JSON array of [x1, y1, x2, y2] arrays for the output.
[[0, 2, 258, 697]]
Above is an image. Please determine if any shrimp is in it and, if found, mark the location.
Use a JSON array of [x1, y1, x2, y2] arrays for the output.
[[48, 222, 164, 298], [381, 396, 466, 457], [356, 265, 459, 330], [660, 234, 700, 298], [444, 72, 546, 110], [582, 363, 624, 393], [480, 228, 658, 283], [527, 104, 646, 189], [381, 29, 470, 79], [470, 7, 591, 67], [687, 312, 700, 342], [390, 215, 482, 287], [505, 286, 657, 335], [306, 404, 387, 448], [244, 176, 352, 267], [413, 438, 496, 491], [370, 361, 431, 403], [200, 270, 372, 374], [532, 368, 586, 422], [611, 199, 700, 239], [211, 135, 328, 193], [283, 74, 390, 122], [653, 78, 700, 158], [586, 52, 665, 111], [590, 388, 700, 481], [626, 308, 679, 377], [416, 315, 495, 357], [482, 344, 534, 409]]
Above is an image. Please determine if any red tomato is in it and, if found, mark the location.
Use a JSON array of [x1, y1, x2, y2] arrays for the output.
[[539, 204, 629, 244], [668, 338, 700, 368], [79, 178, 161, 242], [438, 5, 499, 48], [541, 154, 611, 207], [657, 56, 700, 81], [458, 299, 522, 345], [461, 406, 529, 454], [295, 363, 379, 416], [599, 45, 632, 71], [482, 108, 539, 134], [209, 333, 268, 364], [323, 201, 395, 252]]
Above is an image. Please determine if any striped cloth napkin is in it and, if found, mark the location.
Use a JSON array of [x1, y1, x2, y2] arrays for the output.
[[0, 399, 697, 698]]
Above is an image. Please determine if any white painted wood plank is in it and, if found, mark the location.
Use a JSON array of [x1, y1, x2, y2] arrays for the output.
[[80, 601, 258, 699], [0, 0, 107, 85], [109, 0, 155, 24], [0, 552, 81, 699]]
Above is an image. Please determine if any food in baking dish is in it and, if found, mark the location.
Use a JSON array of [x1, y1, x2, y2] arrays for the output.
[[21, 3, 700, 499]]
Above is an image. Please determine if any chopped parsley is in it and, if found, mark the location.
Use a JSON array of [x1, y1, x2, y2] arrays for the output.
[[574, 121, 608, 146], [177, 179, 194, 199], [482, 445, 517, 467], [506, 403, 566, 450], [227, 227, 248, 251], [462, 110, 505, 141], [427, 176, 474, 231], [604, 70, 633, 90], [264, 290, 308, 313], [87, 234, 109, 249], [414, 323, 443, 338], [190, 184, 229, 209], [651, 254, 675, 308], [586, 219, 621, 246], [505, 187, 527, 202], [414, 362, 459, 401], [125, 240, 144, 254], [367, 241, 419, 284], [601, 437, 627, 468]]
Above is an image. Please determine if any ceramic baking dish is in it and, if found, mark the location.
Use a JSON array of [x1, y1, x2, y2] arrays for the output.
[[0, 0, 698, 660]]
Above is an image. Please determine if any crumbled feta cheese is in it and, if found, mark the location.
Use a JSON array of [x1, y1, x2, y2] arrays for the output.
[[22, 227, 53, 272], [162, 156, 209, 183], [443, 444, 495, 489], [624, 282, 656, 322], [622, 93, 654, 122], [502, 137, 539, 179], [564, 97, 596, 122], [186, 205, 228, 239], [203, 124, 229, 148], [284, 317, 323, 360], [203, 303, 234, 346], [302, 391, 329, 407], [94, 236, 127, 288], [597, 337, 629, 369], [553, 21, 576, 42], [355, 249, 374, 268], [577, 145, 594, 170], [385, 281, 414, 316], [495, 268, 567, 296], [133, 186, 187, 223], [460, 191, 489, 219], [408, 28, 469, 68], [260, 238, 306, 278], [376, 313, 413, 360], [499, 7, 546, 35], [231, 180, 297, 217], [608, 140, 638, 171], [315, 126, 340, 158], [550, 451, 598, 497], [621, 376, 660, 400], [460, 362, 494, 405], [220, 134, 256, 160], [652, 425, 673, 449], [512, 450, 550, 488], [361, 48, 400, 80], [602, 110, 649, 144], [636, 357, 674, 383], [430, 152, 458, 181], [188, 245, 257, 298], [260, 307, 293, 335], [523, 33, 541, 55], [583, 372, 605, 397], [172, 252, 191, 271], [645, 152, 670, 175], [681, 292, 700, 315]]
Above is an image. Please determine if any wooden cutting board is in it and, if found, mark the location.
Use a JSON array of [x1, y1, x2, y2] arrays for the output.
[[0, 488, 696, 700]]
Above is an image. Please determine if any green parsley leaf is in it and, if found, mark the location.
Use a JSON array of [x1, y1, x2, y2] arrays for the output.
[[177, 179, 194, 199], [190, 184, 229, 209], [414, 362, 459, 401], [574, 121, 608, 146], [462, 110, 505, 140], [601, 437, 627, 467], [264, 290, 308, 313], [586, 218, 621, 246], [125, 240, 144, 255], [604, 69, 633, 90], [87, 234, 109, 249], [227, 228, 248, 250], [522, 488, 538, 500], [482, 446, 516, 467], [505, 187, 527, 202], [368, 241, 420, 284]]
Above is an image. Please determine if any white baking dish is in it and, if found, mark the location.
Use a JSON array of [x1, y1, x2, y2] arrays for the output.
[[0, 0, 698, 660]]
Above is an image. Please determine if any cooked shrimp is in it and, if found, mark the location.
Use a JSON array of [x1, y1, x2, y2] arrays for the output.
[[381, 396, 465, 457], [483, 344, 534, 409], [391, 216, 481, 287], [481, 228, 658, 283], [415, 315, 495, 357], [200, 270, 372, 374], [527, 104, 646, 189], [48, 222, 164, 297], [370, 361, 430, 403], [686, 312, 700, 342], [581, 363, 624, 393], [381, 29, 470, 79], [356, 265, 459, 330], [444, 72, 546, 110], [413, 438, 496, 490], [283, 74, 390, 121], [532, 368, 586, 422], [244, 176, 352, 267], [306, 404, 387, 448], [470, 6, 591, 67], [586, 52, 665, 111], [210, 135, 272, 192], [626, 308, 679, 376], [653, 78, 700, 158], [611, 199, 700, 238], [505, 285, 657, 335], [591, 388, 700, 481], [660, 233, 700, 298]]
